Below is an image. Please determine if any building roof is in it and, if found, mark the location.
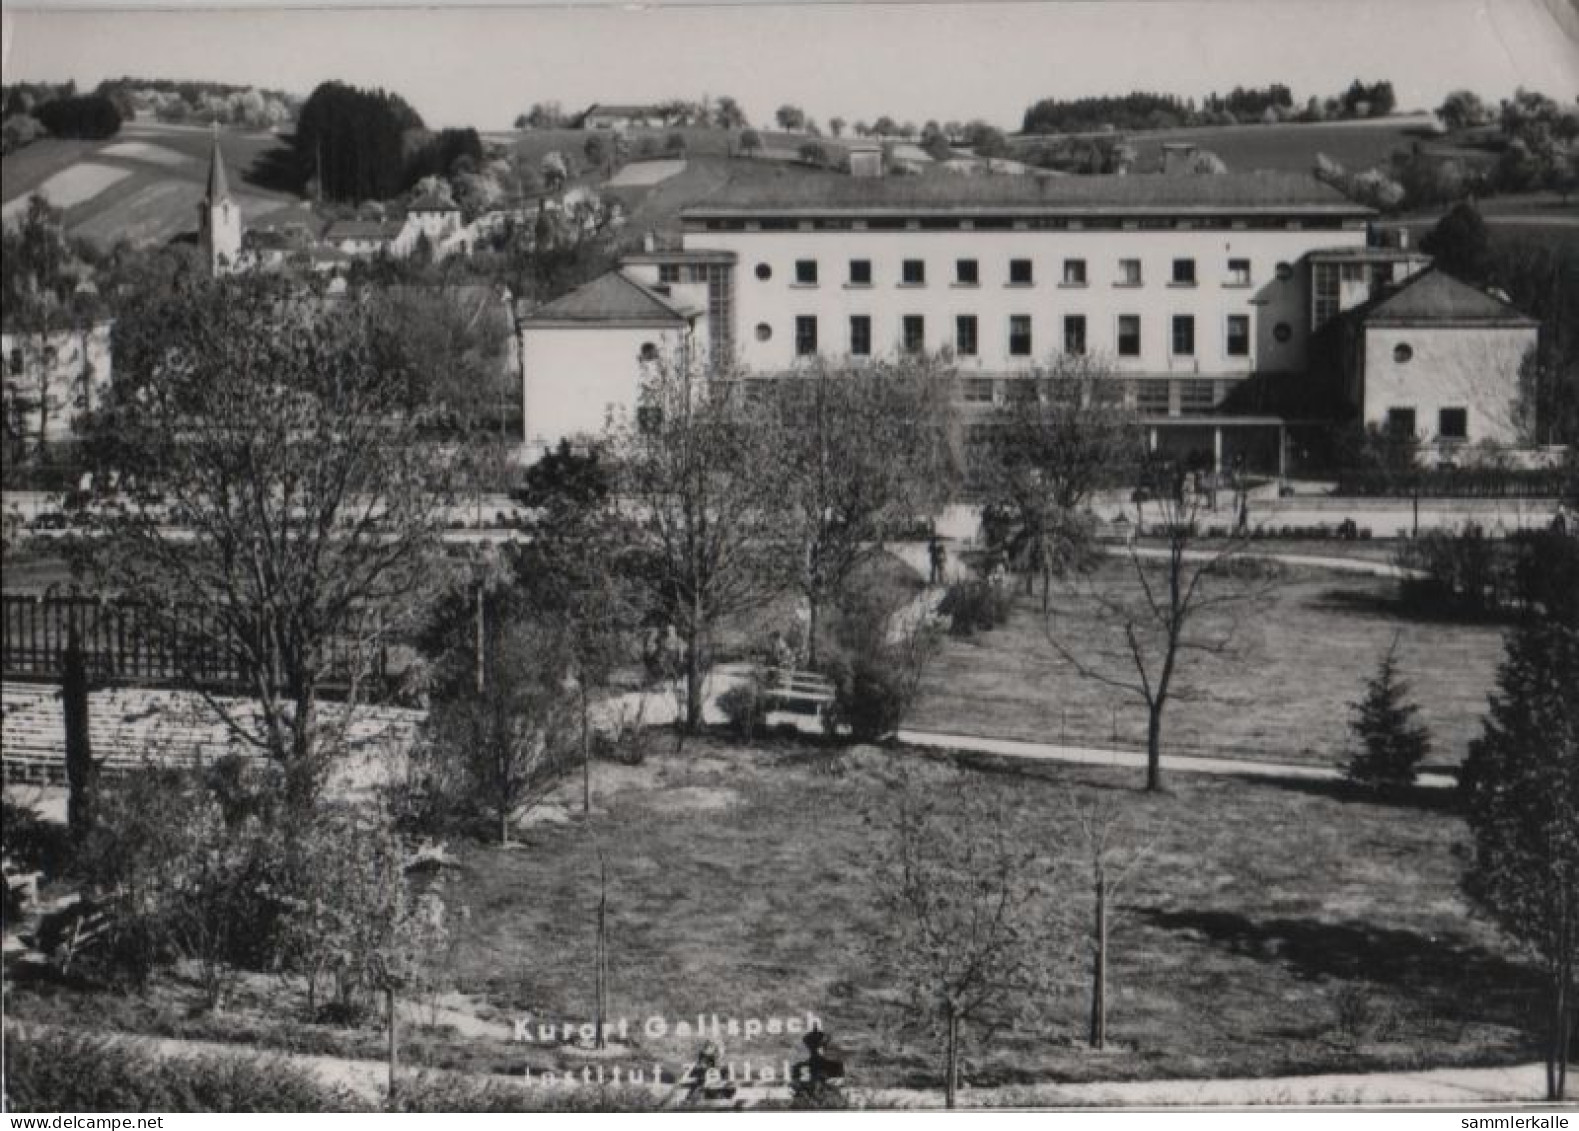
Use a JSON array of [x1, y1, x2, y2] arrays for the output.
[[205, 136, 231, 203], [620, 248, 739, 266], [408, 192, 460, 213], [324, 219, 396, 243], [683, 171, 1371, 219], [1362, 269, 1539, 327], [523, 270, 696, 326], [1308, 245, 1426, 261], [582, 103, 666, 120]]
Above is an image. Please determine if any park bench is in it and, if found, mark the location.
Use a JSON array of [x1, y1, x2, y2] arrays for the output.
[[759, 667, 836, 722]]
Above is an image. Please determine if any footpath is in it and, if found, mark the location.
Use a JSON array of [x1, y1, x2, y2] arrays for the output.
[[2, 1022, 1551, 1109]]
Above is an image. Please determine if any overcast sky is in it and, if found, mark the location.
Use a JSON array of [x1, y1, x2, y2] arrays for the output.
[[3, 0, 1577, 131]]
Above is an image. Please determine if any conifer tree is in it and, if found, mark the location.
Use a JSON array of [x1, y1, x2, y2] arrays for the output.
[[1344, 634, 1431, 790], [1460, 621, 1579, 1101]]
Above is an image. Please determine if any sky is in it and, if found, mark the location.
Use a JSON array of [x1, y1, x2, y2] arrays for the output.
[[3, 0, 1577, 132]]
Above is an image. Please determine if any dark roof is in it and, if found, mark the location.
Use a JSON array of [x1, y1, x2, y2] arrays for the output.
[[524, 271, 694, 325], [408, 192, 460, 213], [582, 103, 666, 119], [1308, 245, 1427, 261], [205, 136, 231, 203], [1362, 269, 1538, 327], [324, 219, 396, 242], [683, 171, 1371, 218], [620, 249, 738, 266]]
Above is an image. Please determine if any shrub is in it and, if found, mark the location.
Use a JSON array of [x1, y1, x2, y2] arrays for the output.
[[937, 579, 1013, 637], [3, 1028, 367, 1112], [1, 795, 72, 879], [717, 677, 768, 740], [1395, 522, 1511, 617], [823, 653, 909, 742], [1344, 637, 1431, 791]]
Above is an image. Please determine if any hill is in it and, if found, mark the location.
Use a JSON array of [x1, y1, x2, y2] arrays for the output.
[[1013, 113, 1449, 175], [1, 120, 310, 247]]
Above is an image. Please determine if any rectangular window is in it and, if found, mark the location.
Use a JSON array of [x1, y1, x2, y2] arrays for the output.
[[902, 259, 926, 285], [1009, 315, 1033, 357], [1136, 380, 1170, 415], [795, 315, 818, 357], [1062, 258, 1087, 285], [849, 259, 872, 285], [1314, 262, 1340, 327], [1180, 379, 1216, 415], [955, 315, 978, 357], [795, 259, 818, 285], [1009, 258, 1034, 285], [1387, 407, 1418, 442], [903, 315, 925, 352], [1172, 258, 1197, 285], [1227, 258, 1252, 286], [658, 264, 681, 284], [1118, 315, 1141, 357], [1118, 258, 1142, 286], [955, 258, 979, 285], [850, 315, 872, 357], [1439, 407, 1468, 440], [1064, 315, 1086, 356], [964, 378, 995, 404], [1172, 315, 1195, 356], [1226, 314, 1250, 357]]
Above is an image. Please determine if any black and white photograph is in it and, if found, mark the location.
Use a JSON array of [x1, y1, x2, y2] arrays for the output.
[[0, 0, 1576, 1117]]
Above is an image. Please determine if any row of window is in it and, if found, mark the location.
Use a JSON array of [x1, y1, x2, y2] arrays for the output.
[[780, 313, 1257, 359], [1387, 406, 1469, 442], [766, 256, 1280, 289]]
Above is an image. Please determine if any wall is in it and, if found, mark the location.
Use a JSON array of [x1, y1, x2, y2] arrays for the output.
[[1, 323, 114, 445], [520, 321, 697, 460], [1361, 324, 1536, 447], [681, 225, 1364, 380]]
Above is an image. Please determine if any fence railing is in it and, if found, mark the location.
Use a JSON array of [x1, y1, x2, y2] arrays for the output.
[[0, 594, 388, 695]]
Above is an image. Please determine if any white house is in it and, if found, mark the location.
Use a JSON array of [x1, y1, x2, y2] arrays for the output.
[[1347, 269, 1540, 451], [518, 270, 708, 460]]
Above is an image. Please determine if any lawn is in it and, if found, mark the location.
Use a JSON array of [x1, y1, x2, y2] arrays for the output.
[[909, 566, 1507, 770], [6, 737, 1539, 1097]]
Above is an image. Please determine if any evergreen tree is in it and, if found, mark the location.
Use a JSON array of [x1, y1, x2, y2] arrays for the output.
[[1344, 635, 1431, 790], [1460, 620, 1579, 1100]]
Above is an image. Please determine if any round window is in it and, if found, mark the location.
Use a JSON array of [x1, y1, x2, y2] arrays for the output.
[[1275, 262, 1293, 282], [1394, 343, 1414, 363], [755, 322, 773, 342], [1273, 322, 1293, 343], [639, 342, 659, 362], [755, 263, 773, 281]]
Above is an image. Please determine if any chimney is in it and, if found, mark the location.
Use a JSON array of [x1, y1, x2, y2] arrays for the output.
[[1396, 228, 1409, 250], [642, 230, 656, 253]]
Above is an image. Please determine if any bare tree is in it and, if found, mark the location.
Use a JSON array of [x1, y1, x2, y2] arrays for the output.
[[1045, 459, 1273, 792], [85, 277, 463, 813], [976, 355, 1140, 611], [763, 353, 958, 665], [427, 615, 579, 845], [605, 352, 785, 732], [867, 772, 1056, 1108], [1067, 790, 1159, 1048]]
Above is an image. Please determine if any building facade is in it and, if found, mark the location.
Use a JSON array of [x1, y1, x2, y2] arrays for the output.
[[517, 170, 1539, 470]]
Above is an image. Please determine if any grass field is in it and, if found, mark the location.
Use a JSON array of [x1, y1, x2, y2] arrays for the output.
[[909, 565, 1506, 770], [2, 122, 305, 247], [5, 738, 1537, 1094]]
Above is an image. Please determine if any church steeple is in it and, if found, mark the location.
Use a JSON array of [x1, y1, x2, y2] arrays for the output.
[[199, 125, 243, 277]]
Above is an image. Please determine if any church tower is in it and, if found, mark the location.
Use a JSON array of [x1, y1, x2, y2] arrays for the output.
[[199, 130, 243, 276]]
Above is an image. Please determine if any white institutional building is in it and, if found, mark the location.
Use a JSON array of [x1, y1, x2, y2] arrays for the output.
[[491, 169, 1540, 469]]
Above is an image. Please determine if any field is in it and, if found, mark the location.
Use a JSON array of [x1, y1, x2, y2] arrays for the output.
[[2, 122, 307, 247], [1009, 114, 1448, 176], [909, 565, 1507, 769], [5, 737, 1538, 1096]]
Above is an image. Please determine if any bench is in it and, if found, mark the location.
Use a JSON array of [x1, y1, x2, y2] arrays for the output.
[[759, 667, 836, 719]]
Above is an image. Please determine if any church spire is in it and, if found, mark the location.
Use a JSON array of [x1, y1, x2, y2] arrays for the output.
[[205, 124, 231, 204]]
